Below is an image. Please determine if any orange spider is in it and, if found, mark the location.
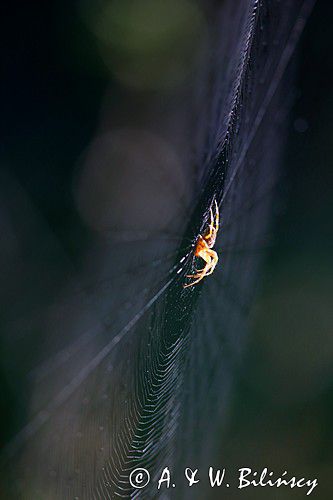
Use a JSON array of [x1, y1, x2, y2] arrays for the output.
[[184, 199, 219, 288]]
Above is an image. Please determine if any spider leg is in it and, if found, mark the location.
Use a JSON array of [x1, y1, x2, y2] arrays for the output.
[[214, 199, 219, 231], [184, 249, 218, 287], [205, 201, 219, 243], [194, 256, 217, 279], [184, 253, 213, 287], [205, 206, 215, 239], [186, 252, 211, 278], [184, 266, 210, 287], [187, 263, 210, 276], [203, 249, 218, 276], [186, 267, 210, 279], [211, 201, 219, 233]]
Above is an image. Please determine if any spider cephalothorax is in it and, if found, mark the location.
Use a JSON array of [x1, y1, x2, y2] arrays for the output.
[[184, 199, 219, 288]]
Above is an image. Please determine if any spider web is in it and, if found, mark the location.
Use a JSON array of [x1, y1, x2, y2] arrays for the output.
[[0, 0, 315, 498]]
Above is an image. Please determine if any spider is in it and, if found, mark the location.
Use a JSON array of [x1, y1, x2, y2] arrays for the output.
[[184, 199, 219, 288]]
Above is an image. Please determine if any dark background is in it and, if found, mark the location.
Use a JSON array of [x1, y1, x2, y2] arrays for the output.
[[1, 1, 332, 498]]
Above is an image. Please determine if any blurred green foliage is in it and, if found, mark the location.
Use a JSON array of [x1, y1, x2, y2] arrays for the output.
[[80, 0, 203, 89]]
